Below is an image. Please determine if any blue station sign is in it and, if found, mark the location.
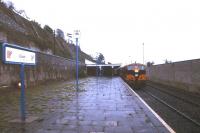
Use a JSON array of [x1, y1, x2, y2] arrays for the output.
[[0, 42, 36, 122], [1, 43, 36, 65]]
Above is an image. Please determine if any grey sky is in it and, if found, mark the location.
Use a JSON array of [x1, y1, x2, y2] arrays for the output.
[[4, 0, 200, 65]]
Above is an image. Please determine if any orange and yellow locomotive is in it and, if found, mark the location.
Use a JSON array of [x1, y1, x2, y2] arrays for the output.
[[119, 63, 147, 89]]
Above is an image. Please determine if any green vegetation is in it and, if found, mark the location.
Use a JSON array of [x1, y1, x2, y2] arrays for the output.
[[95, 53, 105, 64], [0, 2, 93, 61]]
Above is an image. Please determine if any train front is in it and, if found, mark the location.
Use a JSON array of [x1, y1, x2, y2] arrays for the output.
[[125, 64, 147, 89]]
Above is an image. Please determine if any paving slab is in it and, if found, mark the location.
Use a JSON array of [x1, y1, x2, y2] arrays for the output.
[[2, 77, 174, 133]]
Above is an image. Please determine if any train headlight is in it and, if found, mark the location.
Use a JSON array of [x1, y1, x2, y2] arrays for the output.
[[134, 69, 139, 72], [135, 73, 139, 77]]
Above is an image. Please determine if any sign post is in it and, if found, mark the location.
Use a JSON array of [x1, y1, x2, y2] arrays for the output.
[[20, 63, 25, 121], [1, 43, 36, 122]]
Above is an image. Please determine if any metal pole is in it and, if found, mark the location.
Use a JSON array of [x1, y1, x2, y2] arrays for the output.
[[96, 66, 98, 76], [143, 43, 144, 65], [53, 30, 56, 55], [76, 38, 79, 90], [20, 64, 26, 122]]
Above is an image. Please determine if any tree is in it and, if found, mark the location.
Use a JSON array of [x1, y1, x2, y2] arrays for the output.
[[31, 20, 41, 27], [5, 1, 15, 10], [56, 28, 65, 39], [17, 10, 30, 19], [44, 25, 53, 34], [147, 61, 154, 67], [95, 53, 105, 64], [164, 59, 172, 64]]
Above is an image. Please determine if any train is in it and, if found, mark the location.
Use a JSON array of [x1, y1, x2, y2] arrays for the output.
[[117, 63, 147, 89]]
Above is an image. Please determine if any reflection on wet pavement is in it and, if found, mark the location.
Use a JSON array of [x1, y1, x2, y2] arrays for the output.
[[0, 77, 170, 133]]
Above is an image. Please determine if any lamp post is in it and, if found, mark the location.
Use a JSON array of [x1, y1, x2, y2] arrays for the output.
[[67, 33, 72, 44], [128, 56, 132, 64], [53, 30, 56, 55], [75, 30, 80, 91], [143, 43, 144, 65]]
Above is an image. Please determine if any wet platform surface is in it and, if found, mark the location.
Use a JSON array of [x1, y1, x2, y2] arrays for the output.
[[4, 77, 172, 133]]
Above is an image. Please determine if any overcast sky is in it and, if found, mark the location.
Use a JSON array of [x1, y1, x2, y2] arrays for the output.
[[4, 0, 200, 65]]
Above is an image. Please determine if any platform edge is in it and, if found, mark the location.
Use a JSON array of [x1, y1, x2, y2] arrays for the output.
[[121, 78, 176, 133]]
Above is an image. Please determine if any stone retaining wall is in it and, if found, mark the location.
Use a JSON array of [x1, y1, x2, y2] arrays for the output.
[[147, 59, 200, 93], [0, 48, 85, 88]]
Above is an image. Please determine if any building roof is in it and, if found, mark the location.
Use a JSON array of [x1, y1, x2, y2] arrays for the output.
[[86, 64, 121, 67]]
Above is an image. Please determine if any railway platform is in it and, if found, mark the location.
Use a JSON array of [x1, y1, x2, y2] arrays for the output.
[[4, 77, 174, 133]]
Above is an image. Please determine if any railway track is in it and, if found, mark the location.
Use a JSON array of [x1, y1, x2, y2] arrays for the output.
[[144, 89, 200, 127], [146, 82, 200, 107], [133, 83, 200, 133], [145, 83, 200, 122]]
